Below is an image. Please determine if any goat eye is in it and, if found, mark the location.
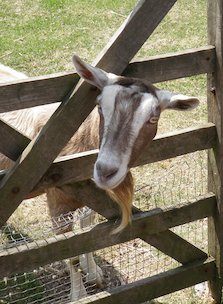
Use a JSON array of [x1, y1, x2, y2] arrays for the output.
[[148, 116, 159, 124]]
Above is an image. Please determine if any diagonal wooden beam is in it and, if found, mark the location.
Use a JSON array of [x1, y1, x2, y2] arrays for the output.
[[142, 230, 207, 265], [0, 195, 215, 278], [0, 119, 30, 161], [0, 0, 177, 227], [93, 0, 177, 71], [61, 181, 210, 265]]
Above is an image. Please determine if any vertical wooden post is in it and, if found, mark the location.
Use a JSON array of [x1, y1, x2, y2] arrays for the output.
[[208, 0, 223, 302]]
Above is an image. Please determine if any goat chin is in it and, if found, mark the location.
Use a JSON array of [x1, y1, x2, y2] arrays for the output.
[[106, 171, 134, 234]]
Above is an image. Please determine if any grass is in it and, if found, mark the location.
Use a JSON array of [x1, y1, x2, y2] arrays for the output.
[[0, 1, 206, 78], [0, 0, 135, 74], [0, 1, 213, 304]]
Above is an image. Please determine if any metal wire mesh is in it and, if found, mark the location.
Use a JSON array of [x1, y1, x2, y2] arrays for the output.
[[0, 150, 210, 304]]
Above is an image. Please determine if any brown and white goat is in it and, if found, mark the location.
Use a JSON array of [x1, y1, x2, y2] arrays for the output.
[[0, 57, 199, 299]]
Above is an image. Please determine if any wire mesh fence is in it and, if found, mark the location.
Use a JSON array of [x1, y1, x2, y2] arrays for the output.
[[0, 150, 210, 304]]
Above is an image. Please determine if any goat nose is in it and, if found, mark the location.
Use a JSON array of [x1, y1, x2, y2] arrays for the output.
[[96, 161, 119, 181]]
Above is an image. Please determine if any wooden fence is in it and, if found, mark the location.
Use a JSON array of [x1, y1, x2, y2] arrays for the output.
[[0, 0, 222, 303]]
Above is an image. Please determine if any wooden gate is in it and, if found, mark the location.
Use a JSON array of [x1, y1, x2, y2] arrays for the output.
[[0, 0, 222, 303]]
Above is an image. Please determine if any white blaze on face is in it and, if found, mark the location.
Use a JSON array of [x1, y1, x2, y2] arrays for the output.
[[94, 84, 158, 189], [99, 85, 120, 143]]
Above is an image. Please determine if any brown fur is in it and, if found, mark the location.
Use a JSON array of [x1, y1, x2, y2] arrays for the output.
[[107, 171, 134, 233], [0, 103, 134, 232]]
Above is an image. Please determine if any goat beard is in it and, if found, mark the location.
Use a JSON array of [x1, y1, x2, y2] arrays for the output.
[[106, 171, 134, 234]]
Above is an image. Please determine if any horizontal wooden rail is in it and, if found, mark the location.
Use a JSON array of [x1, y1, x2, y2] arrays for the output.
[[123, 45, 215, 83], [35, 122, 217, 190], [0, 46, 215, 113], [0, 193, 216, 277], [0, 72, 79, 113], [62, 181, 209, 265], [0, 122, 216, 231], [71, 258, 216, 304], [0, 123, 216, 191]]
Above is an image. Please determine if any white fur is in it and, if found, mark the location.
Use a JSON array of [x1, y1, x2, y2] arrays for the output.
[[100, 85, 120, 137], [156, 89, 199, 110], [0, 64, 27, 82], [94, 89, 158, 189], [94, 85, 124, 188]]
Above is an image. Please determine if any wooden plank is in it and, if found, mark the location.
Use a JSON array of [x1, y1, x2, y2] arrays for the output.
[[0, 46, 214, 113], [0, 119, 30, 161], [0, 193, 216, 277], [62, 181, 208, 265], [70, 258, 216, 304], [0, 0, 177, 228], [31, 123, 216, 191], [61, 181, 213, 236], [142, 230, 208, 265], [92, 0, 177, 72], [0, 72, 79, 113], [135, 122, 216, 167], [207, 0, 223, 301], [0, 123, 216, 188], [0, 174, 208, 267], [123, 45, 215, 83]]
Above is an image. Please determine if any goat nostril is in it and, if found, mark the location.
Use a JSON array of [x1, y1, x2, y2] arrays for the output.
[[105, 168, 118, 180], [96, 161, 102, 172], [96, 161, 118, 181]]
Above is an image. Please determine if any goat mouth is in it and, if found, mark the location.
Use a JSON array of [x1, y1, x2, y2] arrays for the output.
[[93, 171, 126, 190]]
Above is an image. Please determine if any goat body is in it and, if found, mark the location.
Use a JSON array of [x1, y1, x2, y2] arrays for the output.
[[0, 66, 106, 300]]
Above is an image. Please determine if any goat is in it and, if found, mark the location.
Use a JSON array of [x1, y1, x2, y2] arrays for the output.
[[0, 57, 200, 300]]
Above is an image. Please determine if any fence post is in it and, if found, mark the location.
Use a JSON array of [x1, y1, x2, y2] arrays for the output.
[[207, 0, 223, 302]]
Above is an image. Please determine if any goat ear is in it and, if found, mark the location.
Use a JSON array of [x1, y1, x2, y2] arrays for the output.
[[72, 55, 110, 90], [156, 89, 200, 111]]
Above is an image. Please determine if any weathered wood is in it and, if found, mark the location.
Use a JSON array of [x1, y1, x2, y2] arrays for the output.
[[0, 193, 215, 277], [0, 0, 177, 228], [207, 0, 223, 302], [0, 173, 208, 268], [0, 119, 30, 160], [93, 0, 177, 71], [0, 123, 216, 190], [0, 123, 216, 192], [0, 46, 215, 113], [32, 123, 216, 191], [123, 45, 215, 83], [62, 181, 214, 233], [62, 181, 208, 265], [0, 72, 79, 113], [70, 258, 216, 304], [135, 122, 216, 167], [142, 230, 208, 265]]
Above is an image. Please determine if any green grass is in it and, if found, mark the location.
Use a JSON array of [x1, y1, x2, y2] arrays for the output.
[[0, 0, 135, 74], [0, 1, 207, 78], [0, 0, 208, 118]]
